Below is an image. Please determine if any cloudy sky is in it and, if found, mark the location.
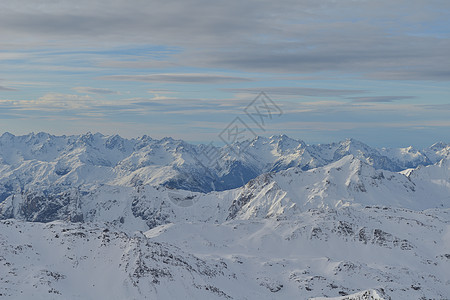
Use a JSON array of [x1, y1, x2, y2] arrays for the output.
[[0, 0, 449, 147]]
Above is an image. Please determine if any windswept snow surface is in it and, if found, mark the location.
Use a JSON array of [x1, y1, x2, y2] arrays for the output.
[[0, 133, 449, 299]]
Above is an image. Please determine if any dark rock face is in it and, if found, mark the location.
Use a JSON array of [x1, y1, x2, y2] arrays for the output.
[[1, 189, 83, 223], [131, 197, 170, 229]]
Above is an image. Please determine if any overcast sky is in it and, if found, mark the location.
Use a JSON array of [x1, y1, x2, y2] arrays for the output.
[[0, 0, 449, 147]]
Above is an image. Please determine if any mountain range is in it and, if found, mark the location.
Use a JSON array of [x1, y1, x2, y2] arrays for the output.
[[0, 132, 449, 299], [0, 132, 447, 198]]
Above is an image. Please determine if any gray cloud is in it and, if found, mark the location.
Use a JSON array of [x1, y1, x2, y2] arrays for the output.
[[0, 85, 17, 91], [73, 87, 118, 94], [364, 70, 450, 81], [349, 96, 416, 103], [1, 1, 449, 80], [98, 74, 252, 84], [209, 34, 450, 80], [223, 87, 366, 97], [419, 103, 450, 110]]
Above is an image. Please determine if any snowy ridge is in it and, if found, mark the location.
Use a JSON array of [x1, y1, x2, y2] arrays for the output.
[[0, 220, 234, 299], [1, 205, 449, 299], [0, 133, 449, 299], [0, 132, 448, 199], [1, 155, 449, 225], [227, 155, 449, 220]]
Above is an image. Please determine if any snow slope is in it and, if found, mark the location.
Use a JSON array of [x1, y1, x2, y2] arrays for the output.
[[0, 133, 449, 299], [1, 155, 449, 226], [1, 205, 449, 299]]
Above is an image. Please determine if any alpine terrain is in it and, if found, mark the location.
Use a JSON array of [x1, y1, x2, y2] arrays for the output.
[[0, 132, 449, 299]]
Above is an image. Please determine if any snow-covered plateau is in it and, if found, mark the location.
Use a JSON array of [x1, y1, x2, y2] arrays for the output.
[[0, 132, 449, 299]]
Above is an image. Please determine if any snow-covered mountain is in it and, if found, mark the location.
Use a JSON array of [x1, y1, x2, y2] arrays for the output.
[[0, 132, 448, 200], [1, 206, 449, 299], [0, 132, 449, 299], [1, 154, 449, 226]]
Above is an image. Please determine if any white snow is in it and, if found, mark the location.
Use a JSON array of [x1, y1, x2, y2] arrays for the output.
[[0, 133, 449, 299]]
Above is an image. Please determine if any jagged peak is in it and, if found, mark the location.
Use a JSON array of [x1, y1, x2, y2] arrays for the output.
[[249, 135, 269, 144], [269, 133, 289, 139], [269, 134, 305, 149], [429, 141, 448, 150], [0, 132, 15, 139], [269, 134, 295, 142], [138, 134, 153, 142], [0, 131, 447, 194], [35, 131, 51, 138], [107, 133, 121, 139], [160, 136, 175, 142], [339, 137, 371, 148]]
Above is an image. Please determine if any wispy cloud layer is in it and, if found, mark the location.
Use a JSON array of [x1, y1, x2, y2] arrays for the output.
[[99, 74, 252, 84], [348, 96, 415, 103], [1, 1, 449, 80], [0, 85, 17, 91], [73, 87, 118, 94], [224, 87, 366, 97], [0, 0, 449, 146]]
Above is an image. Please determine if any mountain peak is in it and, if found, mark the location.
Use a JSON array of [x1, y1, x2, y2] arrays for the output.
[[269, 134, 292, 141], [269, 134, 305, 149], [429, 141, 448, 150], [341, 137, 368, 147], [0, 132, 15, 139], [0, 131, 448, 194]]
